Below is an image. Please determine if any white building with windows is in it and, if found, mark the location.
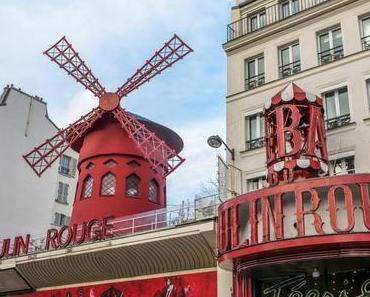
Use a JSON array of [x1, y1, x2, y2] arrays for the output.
[[0, 85, 78, 239], [223, 0, 370, 197]]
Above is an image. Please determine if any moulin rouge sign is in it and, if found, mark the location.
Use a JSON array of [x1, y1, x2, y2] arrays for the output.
[[0, 216, 114, 259], [218, 83, 370, 255]]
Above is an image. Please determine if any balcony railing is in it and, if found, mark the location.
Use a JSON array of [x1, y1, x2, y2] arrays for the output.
[[245, 73, 265, 90], [246, 137, 265, 151], [0, 194, 219, 259], [362, 35, 370, 51], [226, 0, 330, 42], [279, 61, 301, 78], [318, 45, 344, 64], [326, 114, 351, 130]]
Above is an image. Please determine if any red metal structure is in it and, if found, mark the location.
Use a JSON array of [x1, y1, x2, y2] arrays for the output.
[[264, 82, 328, 185], [218, 83, 370, 297], [23, 35, 192, 224]]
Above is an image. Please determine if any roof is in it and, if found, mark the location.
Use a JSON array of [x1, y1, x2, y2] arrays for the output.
[[232, 0, 257, 9], [131, 112, 184, 153], [0, 84, 60, 131]]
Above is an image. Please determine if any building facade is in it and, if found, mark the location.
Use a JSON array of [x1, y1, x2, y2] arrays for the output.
[[218, 0, 370, 296], [224, 0, 370, 194], [0, 85, 78, 238]]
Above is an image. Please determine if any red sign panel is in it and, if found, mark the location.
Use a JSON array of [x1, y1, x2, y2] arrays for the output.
[[19, 271, 216, 297]]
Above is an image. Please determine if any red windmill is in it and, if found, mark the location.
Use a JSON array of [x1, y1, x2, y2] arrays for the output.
[[23, 35, 193, 224]]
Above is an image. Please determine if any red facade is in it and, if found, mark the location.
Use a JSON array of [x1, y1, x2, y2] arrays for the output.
[[20, 271, 216, 297]]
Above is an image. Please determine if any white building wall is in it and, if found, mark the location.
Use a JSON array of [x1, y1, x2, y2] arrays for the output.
[[0, 86, 77, 239]]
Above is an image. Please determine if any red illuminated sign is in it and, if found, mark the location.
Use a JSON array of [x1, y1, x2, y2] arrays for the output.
[[0, 217, 114, 259], [218, 175, 370, 256]]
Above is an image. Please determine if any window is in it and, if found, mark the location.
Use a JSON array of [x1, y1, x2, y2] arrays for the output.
[[101, 173, 116, 196], [82, 175, 93, 199], [318, 27, 343, 64], [367, 79, 370, 108], [279, 42, 301, 78], [247, 176, 267, 192], [56, 182, 69, 204], [361, 16, 370, 50], [148, 180, 159, 203], [323, 87, 350, 129], [104, 159, 117, 168], [329, 156, 355, 175], [53, 213, 70, 226], [126, 174, 140, 197], [245, 113, 265, 150], [249, 11, 266, 32], [280, 0, 299, 18], [58, 155, 77, 177], [127, 160, 140, 169], [86, 162, 95, 170], [245, 56, 265, 90]]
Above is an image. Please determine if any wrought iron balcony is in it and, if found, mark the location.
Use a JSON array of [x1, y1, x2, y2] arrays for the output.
[[318, 45, 344, 64], [226, 0, 330, 42], [245, 73, 265, 90], [245, 137, 265, 151], [362, 35, 370, 51], [279, 61, 301, 78], [326, 114, 351, 130]]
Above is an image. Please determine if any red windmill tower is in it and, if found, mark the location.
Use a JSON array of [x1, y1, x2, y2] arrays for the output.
[[23, 35, 193, 225]]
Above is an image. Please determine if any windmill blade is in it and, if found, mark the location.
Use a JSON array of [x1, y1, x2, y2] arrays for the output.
[[44, 36, 106, 97], [23, 107, 104, 177], [116, 34, 193, 99], [112, 107, 185, 177]]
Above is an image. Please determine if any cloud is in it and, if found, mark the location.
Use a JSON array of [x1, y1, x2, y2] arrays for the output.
[[167, 115, 226, 205], [0, 0, 231, 206]]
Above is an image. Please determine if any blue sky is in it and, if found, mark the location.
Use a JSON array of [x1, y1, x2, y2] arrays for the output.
[[0, 0, 234, 205]]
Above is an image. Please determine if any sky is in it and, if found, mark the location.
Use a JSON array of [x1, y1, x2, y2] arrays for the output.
[[0, 0, 234, 205]]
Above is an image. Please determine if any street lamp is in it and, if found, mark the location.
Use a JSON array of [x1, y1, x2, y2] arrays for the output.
[[207, 135, 235, 161]]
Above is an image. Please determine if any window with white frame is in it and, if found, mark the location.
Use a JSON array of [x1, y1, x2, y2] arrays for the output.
[[58, 155, 77, 177], [245, 113, 264, 150], [280, 0, 299, 18], [318, 27, 343, 64], [249, 11, 266, 32], [247, 176, 267, 192], [245, 56, 265, 90], [361, 16, 370, 50], [323, 87, 350, 129], [329, 156, 355, 176], [56, 182, 69, 203], [53, 212, 70, 226], [279, 42, 301, 78]]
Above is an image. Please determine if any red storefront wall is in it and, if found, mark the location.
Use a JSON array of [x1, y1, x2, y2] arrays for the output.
[[20, 271, 216, 297]]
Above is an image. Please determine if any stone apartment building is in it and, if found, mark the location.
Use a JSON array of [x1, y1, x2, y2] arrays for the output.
[[223, 0, 370, 196]]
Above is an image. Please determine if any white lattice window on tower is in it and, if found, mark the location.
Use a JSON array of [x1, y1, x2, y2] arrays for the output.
[[82, 175, 94, 199], [126, 174, 140, 197], [101, 173, 116, 196], [148, 179, 159, 203]]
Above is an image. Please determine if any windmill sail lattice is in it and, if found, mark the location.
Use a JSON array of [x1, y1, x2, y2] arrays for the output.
[[113, 107, 184, 175], [24, 35, 192, 177], [24, 108, 104, 176], [44, 37, 106, 97]]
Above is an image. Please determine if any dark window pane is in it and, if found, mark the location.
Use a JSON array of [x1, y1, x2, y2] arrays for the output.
[[338, 87, 349, 116]]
